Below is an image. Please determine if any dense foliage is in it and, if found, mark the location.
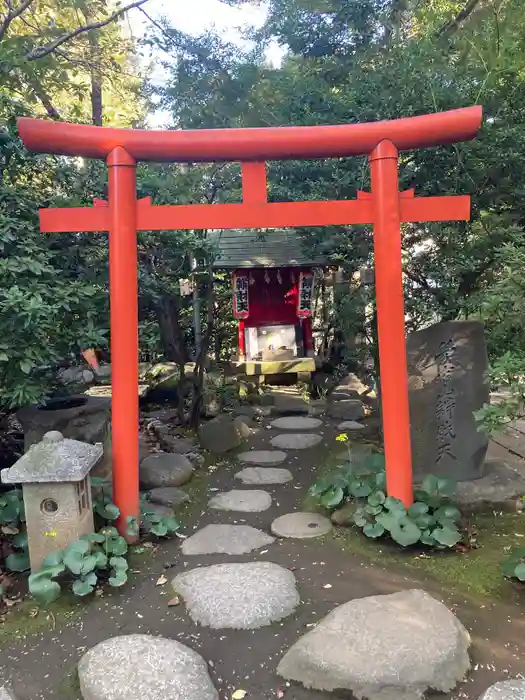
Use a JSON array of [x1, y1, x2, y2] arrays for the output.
[[1, 0, 525, 427]]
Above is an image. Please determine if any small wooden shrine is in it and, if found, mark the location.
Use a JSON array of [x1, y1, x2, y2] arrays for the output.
[[212, 229, 328, 379]]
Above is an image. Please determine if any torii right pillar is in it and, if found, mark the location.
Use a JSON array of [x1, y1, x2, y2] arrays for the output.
[[370, 140, 412, 505]]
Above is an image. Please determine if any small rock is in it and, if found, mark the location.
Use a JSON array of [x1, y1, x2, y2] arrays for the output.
[[271, 512, 332, 539], [146, 487, 190, 508], [172, 562, 300, 629], [277, 589, 470, 700], [327, 400, 365, 421], [234, 416, 252, 439], [479, 680, 525, 699], [78, 634, 218, 700], [233, 406, 257, 419], [209, 489, 272, 513], [159, 436, 197, 454], [199, 414, 242, 454], [139, 453, 193, 489], [330, 502, 357, 526]]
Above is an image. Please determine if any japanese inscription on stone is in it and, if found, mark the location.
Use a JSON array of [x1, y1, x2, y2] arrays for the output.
[[435, 338, 458, 466]]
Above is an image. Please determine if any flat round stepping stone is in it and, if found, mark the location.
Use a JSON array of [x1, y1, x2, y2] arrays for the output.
[[278, 589, 470, 700], [270, 416, 322, 430], [235, 467, 293, 485], [208, 489, 272, 512], [270, 433, 322, 450], [338, 420, 365, 431], [479, 680, 525, 699], [78, 633, 218, 700], [172, 562, 300, 629], [139, 452, 193, 489], [271, 512, 332, 539], [237, 450, 287, 465], [146, 486, 190, 507], [182, 524, 274, 555]]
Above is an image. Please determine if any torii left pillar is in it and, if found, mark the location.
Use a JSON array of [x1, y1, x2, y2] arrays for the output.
[[107, 147, 139, 540]]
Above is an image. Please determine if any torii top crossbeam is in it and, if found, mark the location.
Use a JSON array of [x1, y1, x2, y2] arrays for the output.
[[18, 106, 481, 162], [17, 106, 483, 541]]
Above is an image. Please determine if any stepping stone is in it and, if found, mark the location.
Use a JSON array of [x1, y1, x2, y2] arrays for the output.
[[139, 452, 193, 489], [271, 512, 332, 539], [146, 486, 190, 508], [270, 416, 322, 430], [338, 420, 365, 431], [235, 466, 293, 485], [172, 562, 300, 629], [479, 680, 525, 699], [270, 433, 322, 450], [237, 450, 287, 466], [278, 589, 470, 700], [182, 524, 274, 555], [208, 489, 272, 512], [78, 633, 218, 700]]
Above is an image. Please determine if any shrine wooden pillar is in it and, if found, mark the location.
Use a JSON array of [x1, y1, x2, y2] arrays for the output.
[[107, 147, 139, 540]]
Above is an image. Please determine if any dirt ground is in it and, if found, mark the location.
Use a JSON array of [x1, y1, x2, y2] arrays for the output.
[[2, 415, 525, 700]]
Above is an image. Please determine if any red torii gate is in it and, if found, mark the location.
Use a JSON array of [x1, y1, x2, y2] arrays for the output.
[[18, 106, 482, 538]]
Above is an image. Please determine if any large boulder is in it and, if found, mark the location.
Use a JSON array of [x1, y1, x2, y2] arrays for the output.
[[17, 395, 111, 479], [198, 414, 242, 453], [277, 589, 470, 700], [479, 680, 525, 699], [78, 634, 218, 700], [139, 453, 193, 489]]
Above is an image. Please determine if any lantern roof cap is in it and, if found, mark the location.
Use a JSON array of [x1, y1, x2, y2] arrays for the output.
[[0, 431, 102, 484]]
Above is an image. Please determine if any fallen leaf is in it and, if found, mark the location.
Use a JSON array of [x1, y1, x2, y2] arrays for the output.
[[143, 542, 155, 549], [322, 584, 332, 589], [276, 688, 285, 698], [167, 596, 180, 607], [4, 597, 21, 608], [28, 607, 39, 618], [232, 691, 247, 700], [156, 574, 168, 586]]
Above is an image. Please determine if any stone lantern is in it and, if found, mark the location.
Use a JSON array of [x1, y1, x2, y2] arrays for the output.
[[0, 431, 101, 572]]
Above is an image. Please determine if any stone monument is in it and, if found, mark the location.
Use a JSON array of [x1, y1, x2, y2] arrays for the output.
[[0, 431, 101, 571], [406, 320, 489, 481]]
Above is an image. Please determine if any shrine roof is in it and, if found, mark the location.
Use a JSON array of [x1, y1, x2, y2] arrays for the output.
[[210, 229, 328, 269]]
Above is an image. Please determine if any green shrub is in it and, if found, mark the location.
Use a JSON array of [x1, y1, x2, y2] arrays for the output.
[[310, 451, 463, 549], [501, 548, 525, 581]]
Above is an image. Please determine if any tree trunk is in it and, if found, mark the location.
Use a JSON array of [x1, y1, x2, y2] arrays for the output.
[[156, 295, 188, 364]]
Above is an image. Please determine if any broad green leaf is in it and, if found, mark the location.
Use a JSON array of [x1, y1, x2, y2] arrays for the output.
[[367, 490, 386, 507], [126, 516, 139, 537], [422, 475, 439, 495], [432, 526, 462, 548], [352, 508, 368, 528], [407, 502, 429, 518], [72, 577, 97, 596], [109, 556, 128, 571], [11, 531, 28, 549], [108, 570, 128, 587], [150, 522, 168, 537], [320, 486, 344, 508], [364, 504, 383, 516], [384, 497, 406, 513], [434, 506, 461, 524], [79, 532, 106, 544], [363, 522, 385, 538], [5, 552, 30, 572], [390, 518, 421, 547], [349, 479, 372, 498], [419, 530, 437, 546], [514, 563, 525, 581], [415, 514, 436, 530]]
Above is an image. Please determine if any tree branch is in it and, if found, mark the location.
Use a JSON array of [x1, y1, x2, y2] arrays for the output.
[[25, 0, 150, 61], [437, 0, 483, 37], [0, 0, 35, 43]]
